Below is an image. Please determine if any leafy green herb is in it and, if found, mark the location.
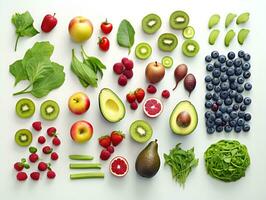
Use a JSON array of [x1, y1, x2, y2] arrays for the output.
[[71, 47, 106, 88], [204, 140, 250, 182], [9, 41, 65, 98], [117, 19, 135, 54], [164, 143, 198, 187], [11, 11, 39, 51]]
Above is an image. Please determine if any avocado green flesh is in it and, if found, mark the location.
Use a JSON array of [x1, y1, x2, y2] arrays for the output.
[[169, 101, 198, 135], [99, 88, 125, 123]]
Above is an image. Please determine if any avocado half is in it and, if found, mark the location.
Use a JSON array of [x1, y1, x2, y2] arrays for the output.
[[169, 100, 198, 135], [98, 88, 126, 123]]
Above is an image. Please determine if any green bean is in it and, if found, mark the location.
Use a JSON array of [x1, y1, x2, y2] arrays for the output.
[[238, 29, 250, 45], [225, 13, 237, 28], [70, 172, 104, 180], [208, 29, 220, 45], [236, 12, 250, 25], [224, 29, 235, 47], [208, 14, 220, 29]]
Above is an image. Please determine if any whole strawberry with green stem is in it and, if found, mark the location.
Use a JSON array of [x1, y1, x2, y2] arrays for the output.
[[110, 131, 125, 146]]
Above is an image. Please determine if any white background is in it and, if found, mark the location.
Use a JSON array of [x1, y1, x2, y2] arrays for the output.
[[0, 0, 266, 199]]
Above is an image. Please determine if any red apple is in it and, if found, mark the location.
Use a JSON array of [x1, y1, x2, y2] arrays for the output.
[[70, 120, 93, 143], [68, 16, 93, 43], [68, 92, 90, 115]]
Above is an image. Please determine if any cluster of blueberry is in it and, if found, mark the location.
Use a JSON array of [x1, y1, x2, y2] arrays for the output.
[[204, 50, 252, 134]]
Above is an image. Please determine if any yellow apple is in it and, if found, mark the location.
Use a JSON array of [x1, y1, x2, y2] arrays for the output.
[[68, 92, 90, 115], [70, 120, 93, 143]]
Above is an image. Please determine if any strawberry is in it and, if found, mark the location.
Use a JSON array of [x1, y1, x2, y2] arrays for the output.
[[98, 135, 111, 148], [106, 146, 115, 154], [38, 162, 48, 171], [29, 153, 39, 163], [146, 84, 157, 94], [32, 121, 42, 131], [30, 172, 40, 181], [47, 127, 57, 137], [126, 92, 136, 103], [16, 172, 28, 181], [134, 88, 145, 103], [52, 137, 61, 146], [51, 152, 59, 161], [110, 131, 124, 146], [100, 149, 111, 160], [42, 146, 53, 154], [14, 162, 24, 171], [47, 170, 56, 179]]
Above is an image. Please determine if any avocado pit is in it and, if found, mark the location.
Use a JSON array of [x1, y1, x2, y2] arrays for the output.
[[176, 111, 191, 128]]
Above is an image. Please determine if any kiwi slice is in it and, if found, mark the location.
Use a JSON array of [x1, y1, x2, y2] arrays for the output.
[[169, 10, 189, 30], [15, 129, 32, 147], [130, 120, 153, 143], [142, 13, 162, 34], [182, 26, 195, 39], [15, 98, 35, 118], [40, 100, 60, 121], [158, 33, 178, 52], [162, 56, 173, 68], [182, 39, 200, 57], [135, 42, 152, 60]]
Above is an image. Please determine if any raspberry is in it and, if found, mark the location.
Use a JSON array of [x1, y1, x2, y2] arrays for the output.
[[38, 136, 46, 144], [146, 84, 157, 94], [16, 172, 28, 181], [123, 69, 133, 79], [32, 121, 42, 131], [51, 152, 59, 161], [130, 102, 138, 110], [52, 137, 61, 146], [47, 170, 56, 179], [47, 127, 56, 137], [29, 153, 39, 163], [42, 146, 53, 154], [162, 90, 170, 99], [121, 57, 128, 64], [38, 162, 48, 171], [30, 172, 40, 181], [122, 58, 134, 70], [113, 63, 124, 75], [100, 149, 111, 160], [14, 162, 24, 171], [106, 146, 115, 154], [118, 74, 128, 86]]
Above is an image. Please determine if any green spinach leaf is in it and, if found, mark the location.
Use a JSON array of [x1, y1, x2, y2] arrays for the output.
[[9, 60, 27, 85], [117, 19, 135, 54]]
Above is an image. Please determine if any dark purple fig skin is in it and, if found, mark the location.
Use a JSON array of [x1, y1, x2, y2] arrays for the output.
[[184, 73, 196, 96], [173, 64, 188, 91]]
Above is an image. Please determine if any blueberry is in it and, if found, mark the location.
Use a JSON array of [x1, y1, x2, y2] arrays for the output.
[[212, 93, 219, 101], [226, 60, 234, 67], [205, 75, 212, 83], [243, 71, 251, 79], [207, 127, 215, 134], [227, 107, 233, 113], [211, 51, 219, 59], [224, 125, 232, 132], [235, 94, 243, 103], [206, 119, 215, 128], [242, 62, 251, 71], [212, 78, 220, 85], [230, 111, 238, 119], [215, 118, 223, 125], [243, 53, 251, 61], [217, 99, 223, 106], [234, 126, 242, 133], [220, 65, 228, 72], [205, 111, 213, 118], [205, 55, 212, 62], [237, 85, 244, 93], [222, 113, 230, 122], [220, 91, 229, 99], [215, 111, 222, 118], [214, 86, 222, 93], [205, 93, 212, 100], [220, 74, 228, 82], [226, 67, 235, 76], [219, 105, 227, 113], [244, 82, 252, 91], [230, 82, 237, 90], [233, 104, 239, 111], [244, 113, 251, 121], [216, 126, 223, 132], [229, 119, 237, 127], [214, 61, 222, 68], [237, 118, 245, 126], [238, 111, 245, 118], [224, 98, 233, 106], [229, 90, 237, 98], [228, 76, 236, 82], [242, 123, 250, 132], [206, 63, 214, 72], [221, 82, 230, 90], [235, 67, 243, 76], [243, 97, 252, 105], [212, 69, 221, 77], [205, 101, 213, 109], [234, 58, 242, 67], [206, 83, 214, 91], [227, 51, 235, 60], [237, 76, 245, 84], [240, 104, 247, 111], [218, 55, 226, 63], [238, 50, 245, 58]]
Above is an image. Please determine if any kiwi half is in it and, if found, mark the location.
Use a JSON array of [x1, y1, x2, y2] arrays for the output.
[[130, 120, 153, 143], [142, 13, 162, 34], [16, 98, 35, 118], [182, 39, 200, 57], [169, 10, 189, 30], [40, 100, 60, 121], [135, 42, 152, 60], [182, 26, 195, 39], [158, 33, 178, 52], [162, 56, 173, 68], [15, 129, 32, 147]]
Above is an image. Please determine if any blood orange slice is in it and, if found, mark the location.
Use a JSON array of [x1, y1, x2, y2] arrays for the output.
[[143, 98, 163, 118], [110, 156, 129, 177]]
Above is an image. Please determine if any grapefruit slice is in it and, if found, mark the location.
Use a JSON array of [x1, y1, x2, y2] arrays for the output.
[[110, 156, 129, 177], [143, 98, 163, 118]]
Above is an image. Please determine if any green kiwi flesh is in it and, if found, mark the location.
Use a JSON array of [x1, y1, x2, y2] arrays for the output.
[[135, 42, 152, 60], [40, 100, 60, 121], [169, 10, 189, 30], [158, 33, 178, 52], [142, 13, 162, 34], [130, 120, 153, 143], [15, 98, 35, 118], [15, 129, 32, 147], [182, 39, 200, 57]]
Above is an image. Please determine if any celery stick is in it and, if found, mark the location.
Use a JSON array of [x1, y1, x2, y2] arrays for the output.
[[68, 155, 94, 160], [70, 172, 104, 180], [69, 163, 101, 169]]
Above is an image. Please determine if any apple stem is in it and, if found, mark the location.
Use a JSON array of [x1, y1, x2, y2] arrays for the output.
[[155, 61, 158, 66], [53, 13, 56, 17], [105, 18, 108, 24]]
